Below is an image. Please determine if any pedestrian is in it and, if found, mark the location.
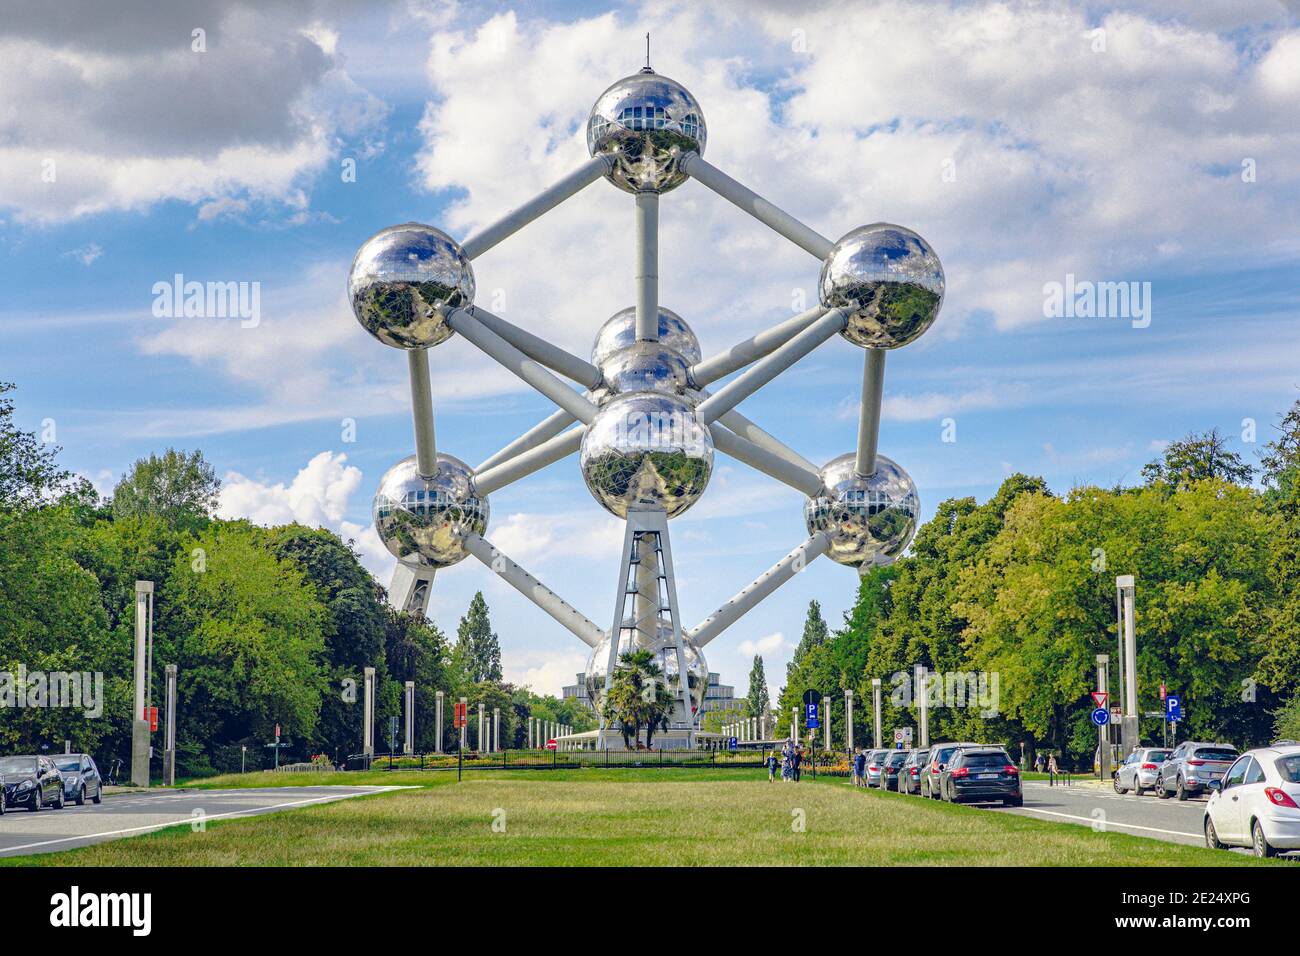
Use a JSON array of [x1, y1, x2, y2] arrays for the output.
[[1047, 752, 1059, 786], [792, 747, 802, 782], [766, 750, 778, 782], [781, 751, 793, 782], [853, 748, 866, 787], [1035, 751, 1045, 774]]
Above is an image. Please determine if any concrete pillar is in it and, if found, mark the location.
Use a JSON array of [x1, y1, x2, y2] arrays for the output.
[[478, 703, 486, 752], [163, 664, 177, 786], [458, 696, 467, 752], [435, 690, 444, 753], [1097, 654, 1111, 780], [791, 704, 798, 743], [845, 689, 854, 754], [916, 664, 930, 748], [362, 667, 376, 757], [1118, 575, 1139, 755], [403, 681, 415, 755], [131, 581, 153, 787], [824, 702, 831, 750], [493, 707, 501, 753], [872, 678, 882, 749]]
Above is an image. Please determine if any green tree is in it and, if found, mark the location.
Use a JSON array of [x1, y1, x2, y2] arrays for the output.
[[456, 591, 502, 683], [1274, 694, 1300, 743], [790, 599, 829, 674], [0, 381, 87, 508], [604, 649, 674, 749], [746, 655, 769, 718], [112, 448, 220, 528], [1260, 396, 1300, 496], [1141, 428, 1253, 489]]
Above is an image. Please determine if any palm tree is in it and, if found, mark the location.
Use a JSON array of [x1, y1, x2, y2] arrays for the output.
[[604, 649, 676, 749]]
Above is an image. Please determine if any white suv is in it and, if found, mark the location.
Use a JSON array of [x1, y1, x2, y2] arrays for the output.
[[1203, 743, 1300, 858]]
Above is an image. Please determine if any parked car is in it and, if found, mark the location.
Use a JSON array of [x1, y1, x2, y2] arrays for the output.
[[0, 755, 67, 811], [1156, 742, 1239, 801], [865, 749, 890, 788], [921, 741, 983, 799], [881, 749, 909, 791], [940, 747, 1022, 806], [1113, 747, 1172, 795], [54, 753, 103, 806], [899, 748, 931, 795], [1204, 744, 1300, 858]]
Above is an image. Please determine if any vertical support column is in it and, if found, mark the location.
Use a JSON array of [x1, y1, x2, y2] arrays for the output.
[[458, 696, 467, 752], [403, 681, 415, 755], [409, 347, 438, 478], [1118, 574, 1138, 755], [845, 689, 854, 754], [824, 702, 831, 751], [872, 678, 883, 749], [435, 690, 444, 753], [1096, 654, 1111, 781], [855, 349, 886, 477], [635, 192, 659, 341], [131, 581, 153, 788], [478, 703, 486, 752], [493, 707, 501, 753], [163, 664, 177, 787], [916, 664, 930, 748], [791, 704, 799, 744], [362, 666, 375, 758]]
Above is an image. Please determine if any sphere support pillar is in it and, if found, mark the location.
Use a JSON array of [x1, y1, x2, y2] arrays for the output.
[[855, 348, 886, 478], [635, 193, 659, 342]]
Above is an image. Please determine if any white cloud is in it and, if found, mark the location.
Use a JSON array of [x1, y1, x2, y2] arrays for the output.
[[502, 646, 590, 697], [64, 243, 103, 266], [737, 631, 787, 658]]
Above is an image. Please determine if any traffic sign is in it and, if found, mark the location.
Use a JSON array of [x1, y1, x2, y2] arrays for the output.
[[1090, 691, 1109, 709], [805, 701, 820, 730], [728, 736, 738, 751], [453, 701, 467, 728], [1159, 682, 1167, 702], [275, 723, 281, 738], [545, 739, 557, 751], [1165, 695, 1182, 721], [1091, 708, 1110, 726]]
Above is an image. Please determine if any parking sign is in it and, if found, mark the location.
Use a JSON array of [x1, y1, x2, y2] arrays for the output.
[[1166, 695, 1182, 721]]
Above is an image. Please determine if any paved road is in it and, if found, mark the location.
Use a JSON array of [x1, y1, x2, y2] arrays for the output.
[[0, 786, 401, 858]]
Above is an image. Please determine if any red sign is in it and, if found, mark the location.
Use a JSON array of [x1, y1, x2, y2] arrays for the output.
[[1159, 683, 1167, 701], [454, 702, 467, 728], [546, 740, 557, 751], [1091, 692, 1109, 709], [275, 723, 281, 738], [147, 706, 159, 732]]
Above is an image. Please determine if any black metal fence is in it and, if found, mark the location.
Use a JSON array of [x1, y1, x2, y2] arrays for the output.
[[344, 748, 774, 773]]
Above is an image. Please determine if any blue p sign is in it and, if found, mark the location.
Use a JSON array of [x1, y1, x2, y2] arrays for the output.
[[1166, 696, 1182, 721]]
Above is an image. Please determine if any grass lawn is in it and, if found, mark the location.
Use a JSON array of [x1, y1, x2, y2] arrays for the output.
[[3, 768, 1277, 867]]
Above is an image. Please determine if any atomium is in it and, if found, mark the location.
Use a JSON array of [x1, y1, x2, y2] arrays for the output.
[[349, 223, 475, 349], [580, 392, 713, 519], [591, 305, 702, 367], [584, 620, 709, 716], [373, 453, 489, 568], [804, 452, 919, 568], [595, 340, 693, 402], [819, 223, 944, 349], [587, 70, 706, 194]]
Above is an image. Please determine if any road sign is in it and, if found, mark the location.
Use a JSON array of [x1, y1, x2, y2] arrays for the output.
[[275, 723, 281, 738], [728, 736, 738, 751], [147, 706, 158, 733], [1159, 682, 1167, 702], [1091, 691, 1109, 709], [1165, 695, 1182, 721], [546, 739, 557, 751], [1091, 708, 1110, 726], [893, 727, 913, 747], [805, 701, 820, 730], [453, 701, 467, 728]]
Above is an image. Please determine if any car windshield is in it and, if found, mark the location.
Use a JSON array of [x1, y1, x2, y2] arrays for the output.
[[0, 756, 38, 775], [55, 758, 81, 772], [962, 752, 1010, 768], [1193, 748, 1238, 761], [1276, 755, 1300, 783], [886, 752, 907, 766], [933, 747, 956, 763]]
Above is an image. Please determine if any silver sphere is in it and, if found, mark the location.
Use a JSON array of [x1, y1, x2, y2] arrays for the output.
[[584, 621, 709, 717], [591, 306, 701, 367], [596, 342, 692, 402], [580, 392, 713, 519], [373, 453, 488, 569], [804, 452, 919, 568], [819, 223, 944, 349], [348, 223, 474, 349], [586, 70, 706, 193]]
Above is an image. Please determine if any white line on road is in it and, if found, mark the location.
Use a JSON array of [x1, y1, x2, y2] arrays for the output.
[[0, 787, 406, 857], [1005, 805, 1200, 839]]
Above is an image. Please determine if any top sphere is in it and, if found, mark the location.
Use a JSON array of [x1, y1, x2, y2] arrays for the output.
[[586, 71, 706, 193], [591, 306, 701, 368], [818, 224, 944, 349], [349, 223, 475, 349]]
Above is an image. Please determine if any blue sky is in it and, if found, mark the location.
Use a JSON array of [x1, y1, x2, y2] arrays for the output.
[[2, 1, 1299, 696]]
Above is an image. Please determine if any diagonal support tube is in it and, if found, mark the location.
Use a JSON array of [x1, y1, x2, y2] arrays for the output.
[[461, 155, 613, 260], [708, 424, 823, 496], [447, 309, 598, 425], [714, 407, 820, 475], [691, 306, 827, 387], [689, 532, 832, 648], [855, 348, 886, 477], [408, 348, 438, 478], [462, 533, 605, 648], [469, 307, 600, 387], [680, 153, 834, 260], [473, 425, 583, 496], [635, 193, 659, 341], [696, 308, 847, 424], [476, 407, 576, 474]]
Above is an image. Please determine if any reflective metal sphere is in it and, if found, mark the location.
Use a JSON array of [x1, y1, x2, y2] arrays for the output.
[[580, 392, 713, 519], [587, 71, 706, 193], [819, 224, 944, 349], [373, 453, 488, 569], [584, 621, 709, 717], [349, 223, 475, 349], [804, 452, 919, 567], [596, 342, 692, 402], [591, 306, 701, 367]]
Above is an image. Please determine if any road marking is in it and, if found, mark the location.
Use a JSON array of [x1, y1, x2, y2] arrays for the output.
[[1004, 805, 1200, 839], [0, 787, 405, 857]]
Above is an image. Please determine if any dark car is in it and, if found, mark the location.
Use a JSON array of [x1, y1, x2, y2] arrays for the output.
[[899, 748, 931, 795], [882, 749, 909, 791], [940, 747, 1022, 806], [0, 755, 67, 811], [921, 741, 983, 799], [55, 753, 103, 806]]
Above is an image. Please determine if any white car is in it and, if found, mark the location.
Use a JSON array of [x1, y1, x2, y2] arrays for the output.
[[1203, 744, 1300, 857]]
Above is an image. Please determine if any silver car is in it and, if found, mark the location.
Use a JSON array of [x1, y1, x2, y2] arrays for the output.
[[865, 749, 890, 788], [899, 748, 930, 795], [1156, 741, 1239, 801], [1113, 747, 1172, 795]]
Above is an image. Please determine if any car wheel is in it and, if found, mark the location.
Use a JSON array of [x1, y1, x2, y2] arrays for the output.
[[1133, 779, 1146, 796], [92, 783, 102, 805], [1113, 774, 1126, 794], [29, 789, 41, 812], [75, 784, 86, 806], [1004, 795, 1023, 807], [0, 791, 5, 815], [921, 779, 930, 798], [1176, 777, 1188, 802], [1252, 821, 1277, 858], [53, 787, 65, 810], [1204, 816, 1226, 850], [1155, 776, 1170, 798]]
